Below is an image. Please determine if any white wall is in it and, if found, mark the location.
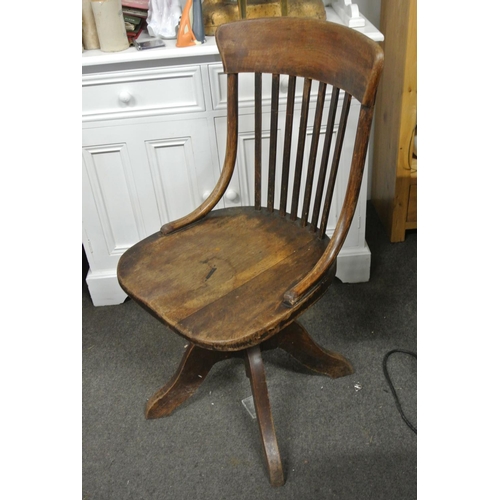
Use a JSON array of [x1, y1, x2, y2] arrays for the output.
[[355, 1, 381, 198], [324, 1, 382, 198], [356, 0, 381, 28]]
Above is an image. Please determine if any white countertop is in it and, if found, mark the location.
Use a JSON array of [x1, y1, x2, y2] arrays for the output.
[[82, 7, 383, 68]]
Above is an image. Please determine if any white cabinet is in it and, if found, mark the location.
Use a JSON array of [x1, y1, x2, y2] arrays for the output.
[[82, 8, 383, 306]]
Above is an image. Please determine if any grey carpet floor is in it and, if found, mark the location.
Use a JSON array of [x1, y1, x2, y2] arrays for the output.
[[82, 202, 417, 500]]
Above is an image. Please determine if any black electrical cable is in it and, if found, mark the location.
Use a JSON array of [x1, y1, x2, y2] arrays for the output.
[[382, 349, 417, 434]]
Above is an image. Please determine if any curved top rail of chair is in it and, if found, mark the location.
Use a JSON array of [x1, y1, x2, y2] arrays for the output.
[[215, 17, 384, 107]]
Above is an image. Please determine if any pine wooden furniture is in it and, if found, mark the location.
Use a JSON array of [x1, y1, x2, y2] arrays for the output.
[[372, 0, 417, 242], [117, 17, 383, 486]]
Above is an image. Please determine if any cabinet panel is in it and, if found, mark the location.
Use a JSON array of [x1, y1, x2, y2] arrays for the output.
[[146, 135, 212, 222], [82, 142, 145, 270]]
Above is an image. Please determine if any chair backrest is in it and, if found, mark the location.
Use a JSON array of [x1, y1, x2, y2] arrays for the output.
[[215, 17, 384, 239]]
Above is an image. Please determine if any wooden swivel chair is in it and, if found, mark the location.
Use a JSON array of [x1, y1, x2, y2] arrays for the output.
[[118, 17, 383, 487]]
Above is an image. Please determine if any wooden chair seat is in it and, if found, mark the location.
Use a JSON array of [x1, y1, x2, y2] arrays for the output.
[[118, 207, 331, 351]]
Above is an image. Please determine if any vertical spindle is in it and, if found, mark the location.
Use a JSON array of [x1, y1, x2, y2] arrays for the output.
[[301, 82, 327, 226], [255, 73, 262, 210], [280, 75, 296, 216], [319, 93, 352, 237], [268, 74, 280, 212], [290, 78, 312, 221], [311, 87, 340, 231]]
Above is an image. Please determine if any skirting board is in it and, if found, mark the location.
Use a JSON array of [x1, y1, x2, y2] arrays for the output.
[[86, 244, 371, 306], [335, 243, 371, 283], [86, 269, 128, 307]]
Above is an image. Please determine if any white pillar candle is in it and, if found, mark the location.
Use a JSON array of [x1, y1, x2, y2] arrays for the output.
[[82, 0, 100, 50], [91, 0, 130, 52]]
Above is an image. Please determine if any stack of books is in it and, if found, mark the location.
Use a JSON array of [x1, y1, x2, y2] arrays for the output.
[[122, 0, 149, 43]]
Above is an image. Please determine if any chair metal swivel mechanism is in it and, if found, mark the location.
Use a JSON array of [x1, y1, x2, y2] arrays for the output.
[[118, 17, 383, 487]]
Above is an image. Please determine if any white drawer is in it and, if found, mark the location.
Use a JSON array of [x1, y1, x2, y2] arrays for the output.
[[82, 66, 205, 121], [208, 63, 335, 111]]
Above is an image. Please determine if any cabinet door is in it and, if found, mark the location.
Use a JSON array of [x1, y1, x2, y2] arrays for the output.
[[82, 116, 220, 273]]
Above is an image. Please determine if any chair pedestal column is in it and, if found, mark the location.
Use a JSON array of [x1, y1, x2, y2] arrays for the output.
[[244, 345, 285, 487]]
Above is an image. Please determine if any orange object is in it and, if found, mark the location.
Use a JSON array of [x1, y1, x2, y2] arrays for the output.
[[176, 0, 198, 47]]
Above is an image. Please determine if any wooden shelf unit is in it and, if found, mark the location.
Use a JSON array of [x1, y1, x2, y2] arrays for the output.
[[372, 0, 417, 242]]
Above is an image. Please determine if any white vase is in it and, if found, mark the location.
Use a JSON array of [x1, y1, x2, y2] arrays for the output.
[[91, 0, 130, 52], [147, 0, 182, 40]]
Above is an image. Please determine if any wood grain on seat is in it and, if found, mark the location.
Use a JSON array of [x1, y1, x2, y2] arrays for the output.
[[118, 207, 330, 351]]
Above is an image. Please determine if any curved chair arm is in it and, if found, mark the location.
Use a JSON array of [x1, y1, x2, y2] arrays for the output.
[[283, 202, 357, 307], [283, 105, 374, 307], [161, 74, 239, 236], [160, 154, 236, 235]]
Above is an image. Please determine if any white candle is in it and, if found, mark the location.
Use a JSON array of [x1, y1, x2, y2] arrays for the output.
[[82, 0, 100, 50], [91, 0, 130, 52]]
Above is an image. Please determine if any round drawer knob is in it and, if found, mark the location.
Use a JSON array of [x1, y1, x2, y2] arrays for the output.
[[202, 190, 211, 201], [225, 189, 238, 202], [119, 90, 132, 104]]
